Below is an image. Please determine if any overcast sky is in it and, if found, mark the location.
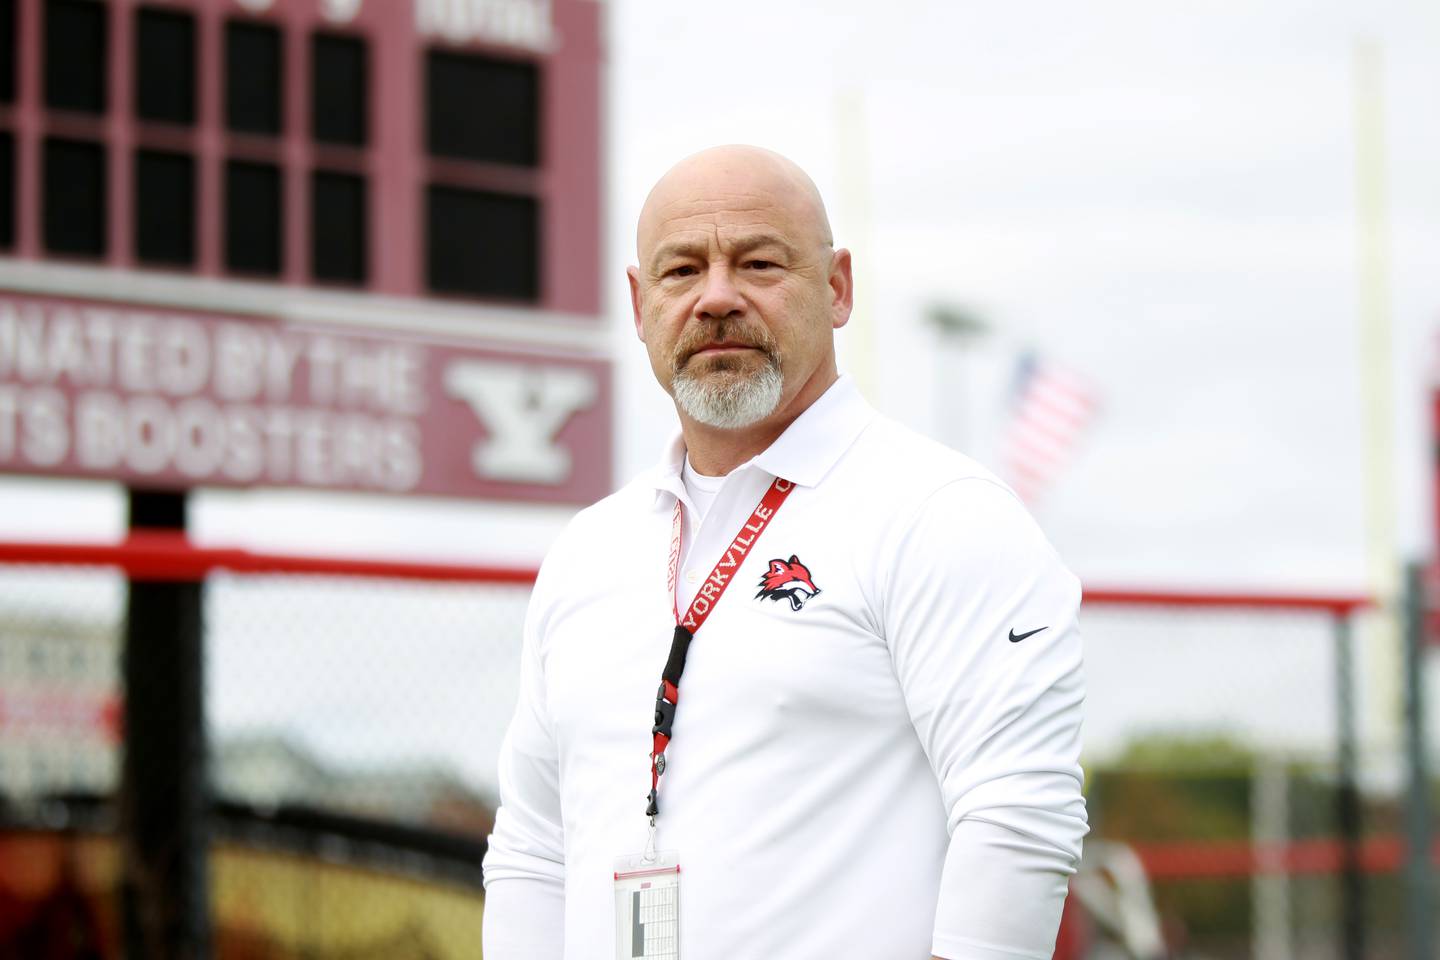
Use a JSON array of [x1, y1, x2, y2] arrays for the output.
[[604, 0, 1440, 599]]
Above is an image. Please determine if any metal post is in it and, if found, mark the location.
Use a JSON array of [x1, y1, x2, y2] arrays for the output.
[[926, 304, 989, 455], [1334, 612, 1365, 960], [1251, 757, 1291, 960], [1402, 563, 1434, 960], [119, 489, 211, 960]]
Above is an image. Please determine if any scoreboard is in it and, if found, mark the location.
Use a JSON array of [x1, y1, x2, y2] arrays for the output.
[[0, 0, 611, 503]]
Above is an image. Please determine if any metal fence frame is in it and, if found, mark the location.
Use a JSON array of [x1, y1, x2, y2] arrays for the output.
[[1, 539, 1433, 958], [1081, 585, 1434, 960]]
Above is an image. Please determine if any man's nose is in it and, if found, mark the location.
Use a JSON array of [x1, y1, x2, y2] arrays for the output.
[[694, 266, 745, 321]]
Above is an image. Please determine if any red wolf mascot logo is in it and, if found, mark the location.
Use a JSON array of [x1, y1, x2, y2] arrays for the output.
[[756, 555, 821, 611]]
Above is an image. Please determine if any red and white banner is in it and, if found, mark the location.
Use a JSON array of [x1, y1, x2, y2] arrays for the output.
[[0, 291, 611, 503]]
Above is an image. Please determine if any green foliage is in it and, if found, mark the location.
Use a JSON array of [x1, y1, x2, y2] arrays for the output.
[[1112, 731, 1258, 772], [1085, 733, 1435, 952], [1088, 733, 1260, 942]]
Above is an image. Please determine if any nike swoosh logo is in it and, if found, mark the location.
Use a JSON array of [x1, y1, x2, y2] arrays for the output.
[[1008, 626, 1048, 643]]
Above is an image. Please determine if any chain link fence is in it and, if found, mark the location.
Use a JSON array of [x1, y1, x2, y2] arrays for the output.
[[1072, 593, 1435, 960], [0, 564, 125, 800], [0, 547, 1433, 958], [0, 546, 532, 958], [207, 571, 529, 831]]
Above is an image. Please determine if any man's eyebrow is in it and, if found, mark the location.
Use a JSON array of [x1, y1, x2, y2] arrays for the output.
[[726, 234, 800, 260], [648, 239, 707, 271], [648, 234, 800, 271]]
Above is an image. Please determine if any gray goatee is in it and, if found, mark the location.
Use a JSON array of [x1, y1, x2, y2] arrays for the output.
[[672, 353, 783, 429]]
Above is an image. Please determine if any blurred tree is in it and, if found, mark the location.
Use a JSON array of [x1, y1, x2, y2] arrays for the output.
[[1113, 733, 1257, 772], [1089, 734, 1257, 952]]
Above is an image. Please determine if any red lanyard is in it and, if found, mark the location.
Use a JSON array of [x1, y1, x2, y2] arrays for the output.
[[646, 476, 796, 820]]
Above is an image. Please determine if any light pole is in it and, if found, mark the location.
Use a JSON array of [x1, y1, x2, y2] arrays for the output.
[[926, 303, 989, 454]]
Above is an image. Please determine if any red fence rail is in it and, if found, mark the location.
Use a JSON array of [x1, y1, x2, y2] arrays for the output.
[[0, 534, 539, 584]]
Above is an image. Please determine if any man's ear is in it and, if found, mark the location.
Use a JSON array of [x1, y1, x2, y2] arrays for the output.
[[828, 248, 854, 330], [627, 266, 646, 342]]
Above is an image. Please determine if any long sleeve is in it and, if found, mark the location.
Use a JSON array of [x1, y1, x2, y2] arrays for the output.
[[483, 878, 565, 958], [482, 571, 566, 959], [932, 818, 1076, 959], [880, 478, 1088, 959]]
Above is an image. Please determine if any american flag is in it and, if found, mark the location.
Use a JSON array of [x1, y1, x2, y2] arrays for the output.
[[1000, 352, 1099, 504]]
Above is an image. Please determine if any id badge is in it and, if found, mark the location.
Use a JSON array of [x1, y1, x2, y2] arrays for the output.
[[614, 850, 680, 959]]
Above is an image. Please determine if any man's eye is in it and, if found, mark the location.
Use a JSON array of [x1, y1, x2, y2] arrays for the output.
[[666, 265, 697, 278], [746, 260, 774, 271]]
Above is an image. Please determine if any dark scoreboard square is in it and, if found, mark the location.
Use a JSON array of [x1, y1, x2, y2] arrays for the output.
[[426, 185, 538, 301], [225, 160, 282, 275], [44, 138, 105, 256], [45, 0, 107, 114], [426, 51, 539, 168], [136, 150, 195, 266], [312, 170, 366, 284], [313, 33, 367, 146], [226, 20, 283, 136], [136, 7, 196, 125]]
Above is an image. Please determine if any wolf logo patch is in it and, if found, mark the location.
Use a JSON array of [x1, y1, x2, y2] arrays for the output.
[[755, 555, 821, 611]]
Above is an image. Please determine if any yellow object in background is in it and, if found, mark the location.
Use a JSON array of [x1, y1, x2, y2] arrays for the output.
[[0, 830, 487, 959]]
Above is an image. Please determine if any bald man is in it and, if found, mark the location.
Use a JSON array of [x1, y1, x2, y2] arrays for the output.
[[482, 146, 1088, 960]]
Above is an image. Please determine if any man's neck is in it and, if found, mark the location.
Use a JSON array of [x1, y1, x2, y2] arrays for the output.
[[681, 420, 786, 478], [678, 368, 839, 476]]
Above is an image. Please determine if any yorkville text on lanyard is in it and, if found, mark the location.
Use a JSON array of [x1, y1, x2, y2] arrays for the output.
[[613, 475, 795, 960], [647, 475, 796, 824]]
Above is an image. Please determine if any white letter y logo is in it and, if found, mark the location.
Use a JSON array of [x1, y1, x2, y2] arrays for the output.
[[444, 360, 598, 484]]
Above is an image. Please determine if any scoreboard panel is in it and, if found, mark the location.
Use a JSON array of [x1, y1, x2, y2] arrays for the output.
[[0, 0, 612, 503]]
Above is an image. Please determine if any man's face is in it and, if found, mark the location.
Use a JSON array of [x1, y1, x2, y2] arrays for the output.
[[628, 152, 851, 431]]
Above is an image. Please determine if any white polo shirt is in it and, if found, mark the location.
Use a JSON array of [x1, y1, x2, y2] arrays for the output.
[[483, 376, 1088, 960]]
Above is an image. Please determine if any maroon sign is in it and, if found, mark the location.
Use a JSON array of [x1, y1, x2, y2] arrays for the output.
[[0, 292, 611, 503]]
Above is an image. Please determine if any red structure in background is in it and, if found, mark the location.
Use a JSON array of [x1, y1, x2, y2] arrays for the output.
[[0, 529, 539, 583], [1, 0, 603, 312], [0, 0, 614, 507], [0, 4, 612, 955]]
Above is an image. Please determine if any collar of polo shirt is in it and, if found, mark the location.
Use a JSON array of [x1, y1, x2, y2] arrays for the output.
[[648, 374, 876, 507]]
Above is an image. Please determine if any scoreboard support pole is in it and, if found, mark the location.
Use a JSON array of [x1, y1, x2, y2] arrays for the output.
[[119, 488, 212, 960]]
